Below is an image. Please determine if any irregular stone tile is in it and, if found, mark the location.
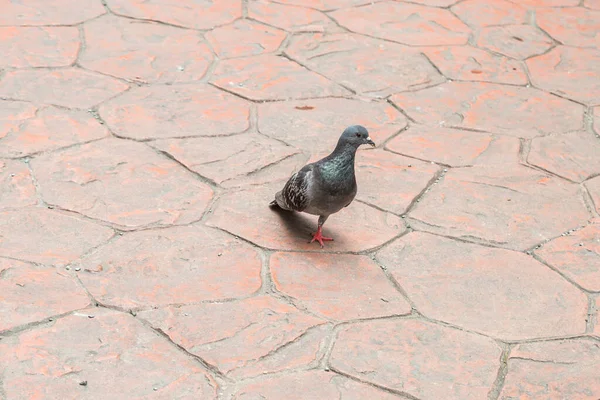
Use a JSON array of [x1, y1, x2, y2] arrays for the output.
[[99, 84, 250, 140], [0, 258, 90, 332], [403, 0, 458, 5], [410, 165, 590, 250], [272, 0, 379, 10], [206, 183, 404, 252], [0, 27, 78, 68], [105, 0, 241, 30], [529, 131, 600, 182], [330, 319, 501, 400], [286, 33, 444, 97], [0, 69, 128, 109], [30, 138, 213, 229], [0, 103, 109, 158], [0, 207, 113, 266], [423, 45, 527, 85], [271, 252, 411, 320], [355, 149, 439, 214], [500, 339, 600, 399], [588, 176, 600, 215], [248, 0, 336, 32], [536, 7, 600, 49], [377, 232, 588, 340], [330, 2, 470, 46], [206, 20, 285, 59], [0, 0, 105, 25], [210, 55, 349, 101], [390, 81, 584, 138], [0, 160, 37, 210], [527, 46, 600, 105], [230, 370, 405, 399], [535, 223, 600, 292], [451, 0, 529, 28], [595, 298, 600, 336], [75, 225, 261, 310], [0, 309, 217, 399], [477, 25, 554, 60], [258, 98, 407, 153], [519, 0, 580, 6], [587, 0, 600, 9], [595, 106, 600, 135], [138, 296, 325, 376], [80, 15, 213, 84], [222, 152, 309, 189]]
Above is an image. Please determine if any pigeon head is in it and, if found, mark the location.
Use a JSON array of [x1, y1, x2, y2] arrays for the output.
[[338, 125, 375, 148]]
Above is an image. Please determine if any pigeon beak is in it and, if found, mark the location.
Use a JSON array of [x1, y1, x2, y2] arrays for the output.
[[366, 137, 376, 147]]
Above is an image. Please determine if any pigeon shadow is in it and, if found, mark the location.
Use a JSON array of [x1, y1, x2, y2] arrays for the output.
[[269, 205, 316, 240]]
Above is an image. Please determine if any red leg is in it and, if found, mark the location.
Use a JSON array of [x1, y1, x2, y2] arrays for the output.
[[310, 226, 334, 248]]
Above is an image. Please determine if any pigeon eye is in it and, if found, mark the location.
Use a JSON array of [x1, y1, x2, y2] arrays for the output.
[[355, 132, 361, 137]]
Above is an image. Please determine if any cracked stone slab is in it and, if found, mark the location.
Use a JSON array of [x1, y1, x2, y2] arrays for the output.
[[330, 319, 502, 400], [409, 165, 590, 250], [423, 45, 527, 85], [0, 308, 218, 399], [0, 207, 114, 266], [0, 27, 79, 68], [271, 0, 380, 10], [206, 20, 286, 59], [528, 131, 600, 182], [499, 338, 600, 399], [0, 0, 105, 25], [99, 84, 250, 140], [0, 160, 37, 210], [527, 46, 600, 105], [390, 81, 585, 138], [150, 132, 299, 186], [80, 15, 213, 84], [74, 225, 262, 310], [377, 232, 588, 340], [595, 106, 600, 136], [270, 252, 411, 320], [248, 0, 337, 32], [586, 176, 600, 215], [587, 0, 600, 9], [29, 138, 214, 229], [330, 2, 470, 46], [595, 298, 600, 337], [286, 33, 445, 98], [138, 296, 326, 378], [451, 0, 528, 28], [210, 54, 350, 101], [536, 7, 600, 49], [0, 257, 90, 332], [0, 101, 110, 158], [0, 69, 129, 109], [477, 25, 554, 60]]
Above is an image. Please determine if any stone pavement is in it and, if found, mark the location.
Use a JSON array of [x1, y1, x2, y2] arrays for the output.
[[0, 0, 599, 399]]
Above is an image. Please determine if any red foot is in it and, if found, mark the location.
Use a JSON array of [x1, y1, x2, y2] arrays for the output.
[[309, 226, 334, 248]]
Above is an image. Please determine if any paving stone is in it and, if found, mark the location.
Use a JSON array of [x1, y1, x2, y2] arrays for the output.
[[403, 0, 459, 5], [30, 138, 213, 229], [0, 207, 113, 266], [248, 0, 336, 32], [0, 309, 217, 399], [386, 125, 521, 167], [206, 20, 285, 59], [258, 98, 407, 153], [75, 225, 261, 310], [206, 183, 404, 252], [210, 54, 349, 101], [585, 176, 600, 216], [355, 149, 439, 214], [595, 106, 600, 135], [99, 84, 250, 140], [271, 0, 379, 10], [229, 370, 406, 399], [150, 133, 299, 186], [270, 252, 411, 320], [377, 232, 588, 340], [536, 7, 600, 49], [528, 131, 600, 182], [0, 69, 128, 109], [499, 338, 600, 399], [330, 2, 470, 46], [0, 160, 37, 210], [286, 33, 444, 97], [451, 0, 529, 28], [0, 27, 78, 68], [105, 0, 241, 30], [587, 0, 600, 9], [409, 165, 590, 250], [330, 319, 502, 400], [0, 0, 105, 25], [527, 46, 600, 105], [520, 0, 579, 4], [391, 81, 584, 138], [0, 258, 90, 332], [0, 102, 109, 158], [423, 45, 527, 85], [477, 25, 554, 60], [138, 296, 326, 377], [80, 15, 213, 84], [595, 298, 600, 336]]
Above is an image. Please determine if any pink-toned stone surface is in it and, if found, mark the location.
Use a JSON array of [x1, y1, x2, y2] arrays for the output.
[[0, 159, 37, 210], [0, 27, 79, 68]]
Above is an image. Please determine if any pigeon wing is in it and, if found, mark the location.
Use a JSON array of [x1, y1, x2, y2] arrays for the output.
[[277, 164, 313, 212]]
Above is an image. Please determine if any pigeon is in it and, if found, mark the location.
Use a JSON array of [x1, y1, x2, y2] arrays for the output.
[[269, 125, 375, 247]]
